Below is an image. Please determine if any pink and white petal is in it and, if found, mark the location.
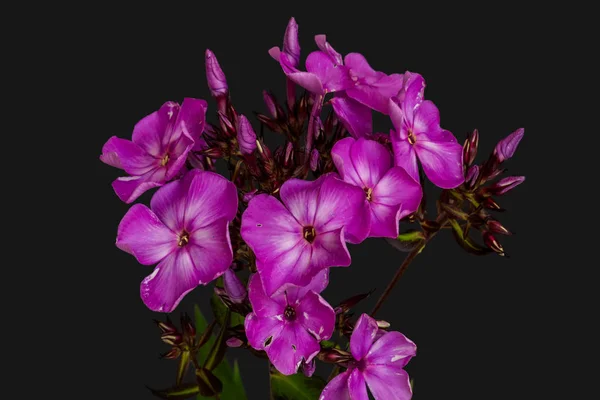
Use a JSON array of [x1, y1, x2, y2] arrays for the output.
[[347, 73, 404, 115], [132, 102, 179, 157], [150, 177, 188, 231], [399, 72, 426, 122], [306, 51, 351, 92], [349, 138, 392, 189], [258, 240, 313, 297], [388, 99, 406, 140], [269, 46, 281, 61], [314, 174, 371, 244], [187, 219, 233, 284], [415, 133, 464, 189], [184, 170, 239, 232], [165, 139, 194, 181], [413, 100, 441, 135], [363, 367, 412, 400], [348, 369, 369, 400], [331, 137, 362, 186], [298, 268, 330, 296], [247, 273, 284, 318], [311, 229, 352, 270], [297, 291, 335, 341], [350, 314, 379, 361], [330, 95, 372, 139], [276, 268, 330, 304], [140, 250, 201, 313], [368, 202, 402, 238], [319, 371, 351, 400], [344, 53, 377, 78], [244, 313, 284, 350], [372, 166, 422, 219], [266, 323, 320, 376], [116, 204, 178, 264], [314, 34, 343, 66], [176, 97, 208, 142], [280, 53, 324, 94], [366, 331, 417, 370], [112, 174, 164, 204], [279, 177, 323, 226], [390, 136, 419, 183], [101, 136, 158, 175]]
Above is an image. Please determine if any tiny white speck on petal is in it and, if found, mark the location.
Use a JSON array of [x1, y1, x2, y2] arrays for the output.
[[303, 312, 310, 319]]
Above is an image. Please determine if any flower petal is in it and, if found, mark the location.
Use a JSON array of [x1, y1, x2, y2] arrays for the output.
[[330, 94, 372, 138], [314, 174, 371, 244], [348, 369, 369, 400], [280, 52, 324, 94], [140, 250, 201, 313], [397, 71, 425, 123], [150, 177, 188, 231], [372, 166, 422, 220], [266, 323, 321, 375], [388, 98, 406, 140], [350, 314, 379, 361], [100, 136, 157, 175], [257, 240, 313, 297], [331, 137, 361, 187], [415, 130, 464, 189], [244, 312, 284, 350], [390, 134, 419, 183], [187, 218, 233, 283], [349, 138, 392, 189], [314, 34, 343, 66], [413, 100, 440, 135], [310, 229, 352, 270], [368, 203, 402, 239], [306, 51, 351, 92], [297, 291, 335, 341], [319, 371, 351, 400], [363, 367, 412, 400], [116, 204, 178, 264], [344, 53, 377, 78], [275, 268, 330, 303], [112, 174, 164, 204], [279, 177, 321, 226], [132, 102, 179, 157], [350, 72, 404, 114], [366, 331, 417, 370], [248, 273, 284, 318], [176, 97, 208, 143]]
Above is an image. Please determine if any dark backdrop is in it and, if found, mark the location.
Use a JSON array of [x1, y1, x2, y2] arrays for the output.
[[76, 3, 571, 399]]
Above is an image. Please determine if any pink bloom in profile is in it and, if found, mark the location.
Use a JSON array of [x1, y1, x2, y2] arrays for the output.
[[101, 99, 207, 203], [390, 72, 464, 189], [116, 169, 238, 312], [332, 137, 422, 238], [320, 314, 416, 400], [241, 173, 370, 296], [245, 270, 334, 375]]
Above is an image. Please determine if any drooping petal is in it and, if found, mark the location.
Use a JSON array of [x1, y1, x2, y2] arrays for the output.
[[415, 131, 464, 189], [244, 312, 284, 350], [112, 174, 164, 204], [116, 204, 178, 265], [305, 51, 351, 92], [310, 229, 352, 270], [132, 102, 179, 157], [347, 369, 369, 400], [100, 136, 157, 175], [372, 166, 422, 221], [248, 273, 284, 318], [187, 218, 233, 283], [140, 250, 202, 313], [313, 174, 371, 244], [351, 73, 404, 114], [330, 94, 372, 138], [280, 52, 324, 94], [388, 98, 407, 141], [366, 331, 417, 371], [363, 367, 412, 400], [297, 291, 335, 341], [350, 314, 379, 361], [319, 371, 351, 400], [390, 134, 419, 183], [412, 100, 440, 136], [266, 323, 321, 375]]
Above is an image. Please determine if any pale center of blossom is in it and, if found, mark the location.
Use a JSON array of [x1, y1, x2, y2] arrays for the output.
[[178, 230, 190, 247], [407, 130, 417, 145], [284, 305, 296, 321], [303, 226, 316, 243], [161, 154, 170, 166], [363, 187, 373, 201]]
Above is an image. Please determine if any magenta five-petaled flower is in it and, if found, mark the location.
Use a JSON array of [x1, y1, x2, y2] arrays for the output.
[[332, 137, 423, 238], [390, 72, 464, 189], [100, 99, 208, 203], [241, 173, 370, 297], [245, 270, 335, 375], [320, 314, 416, 400], [116, 169, 238, 312]]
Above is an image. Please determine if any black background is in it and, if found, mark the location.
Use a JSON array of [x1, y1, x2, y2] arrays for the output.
[[66, 3, 580, 399]]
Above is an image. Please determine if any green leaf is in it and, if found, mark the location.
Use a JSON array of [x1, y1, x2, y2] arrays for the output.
[[204, 309, 230, 371], [194, 305, 248, 400], [176, 350, 191, 387], [386, 229, 425, 252], [195, 368, 223, 397], [449, 219, 492, 256], [210, 292, 245, 328], [270, 370, 326, 400], [148, 382, 200, 399]]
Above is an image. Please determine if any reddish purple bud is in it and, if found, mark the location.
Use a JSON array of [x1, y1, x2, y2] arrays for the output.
[[284, 142, 294, 166], [226, 337, 244, 348], [318, 348, 353, 364], [205, 49, 228, 98], [300, 359, 316, 377], [483, 232, 505, 256], [466, 165, 480, 188], [310, 148, 319, 171], [161, 332, 182, 346], [491, 176, 526, 195], [236, 115, 257, 155], [483, 197, 504, 211], [283, 17, 301, 68], [160, 347, 181, 360], [263, 90, 280, 119], [154, 317, 177, 334], [487, 219, 512, 235], [256, 140, 272, 161], [243, 189, 258, 203], [202, 147, 224, 159], [180, 313, 196, 341], [463, 129, 479, 166], [223, 268, 247, 304], [494, 128, 524, 162]]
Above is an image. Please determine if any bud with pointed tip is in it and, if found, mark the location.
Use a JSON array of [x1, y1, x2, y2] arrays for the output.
[[284, 142, 294, 167], [486, 219, 512, 235], [483, 232, 505, 256], [283, 17, 301, 68], [256, 139, 272, 162], [226, 337, 244, 348], [300, 359, 316, 377], [494, 128, 524, 163], [488, 176, 526, 196], [160, 347, 181, 360], [154, 317, 177, 334], [463, 129, 479, 166], [223, 268, 247, 304], [318, 348, 353, 364], [310, 148, 319, 171], [205, 49, 228, 113], [263, 90, 283, 119], [180, 313, 196, 343], [465, 165, 479, 188], [236, 115, 257, 155], [161, 332, 183, 346], [483, 197, 504, 211], [217, 111, 235, 137]]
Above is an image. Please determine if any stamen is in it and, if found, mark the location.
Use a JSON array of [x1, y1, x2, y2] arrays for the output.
[[303, 226, 316, 243], [364, 187, 373, 201], [178, 231, 190, 247], [161, 154, 170, 166], [407, 130, 416, 145]]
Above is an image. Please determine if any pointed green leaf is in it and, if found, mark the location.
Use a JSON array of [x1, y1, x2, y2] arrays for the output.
[[210, 292, 245, 328], [148, 382, 200, 399], [176, 350, 192, 386], [195, 368, 223, 397], [386, 229, 425, 252], [449, 219, 492, 255], [204, 309, 230, 371], [270, 370, 326, 400]]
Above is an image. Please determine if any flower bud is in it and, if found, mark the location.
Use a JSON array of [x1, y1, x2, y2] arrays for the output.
[[310, 148, 319, 171], [205, 49, 228, 99], [465, 165, 479, 188], [284, 142, 294, 167], [494, 128, 524, 163], [263, 90, 283, 119], [223, 268, 247, 304], [256, 139, 272, 161], [463, 129, 479, 166], [486, 219, 512, 235], [301, 359, 316, 377], [217, 111, 235, 137], [154, 317, 177, 334], [334, 290, 374, 315], [180, 313, 196, 342], [161, 332, 183, 346], [483, 232, 505, 256], [236, 115, 257, 155], [283, 17, 301, 68], [483, 197, 503, 211], [160, 347, 181, 360], [318, 348, 353, 364], [226, 337, 244, 348], [489, 176, 525, 196]]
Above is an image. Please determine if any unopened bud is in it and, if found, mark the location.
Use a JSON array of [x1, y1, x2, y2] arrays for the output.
[[236, 115, 257, 155], [161, 332, 182, 346], [494, 128, 524, 163], [263, 90, 283, 119], [465, 165, 479, 188], [283, 17, 301, 68], [223, 268, 247, 304], [217, 111, 235, 137], [489, 176, 526, 196], [256, 139, 272, 161], [318, 348, 353, 364], [313, 117, 324, 141], [202, 147, 224, 159], [180, 313, 196, 341], [486, 219, 512, 235], [483, 232, 505, 256], [154, 317, 177, 334], [463, 129, 479, 166], [226, 337, 244, 348], [301, 359, 316, 377], [483, 197, 504, 211], [334, 290, 374, 315], [205, 49, 228, 100], [160, 347, 181, 360], [310, 149, 319, 171]]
